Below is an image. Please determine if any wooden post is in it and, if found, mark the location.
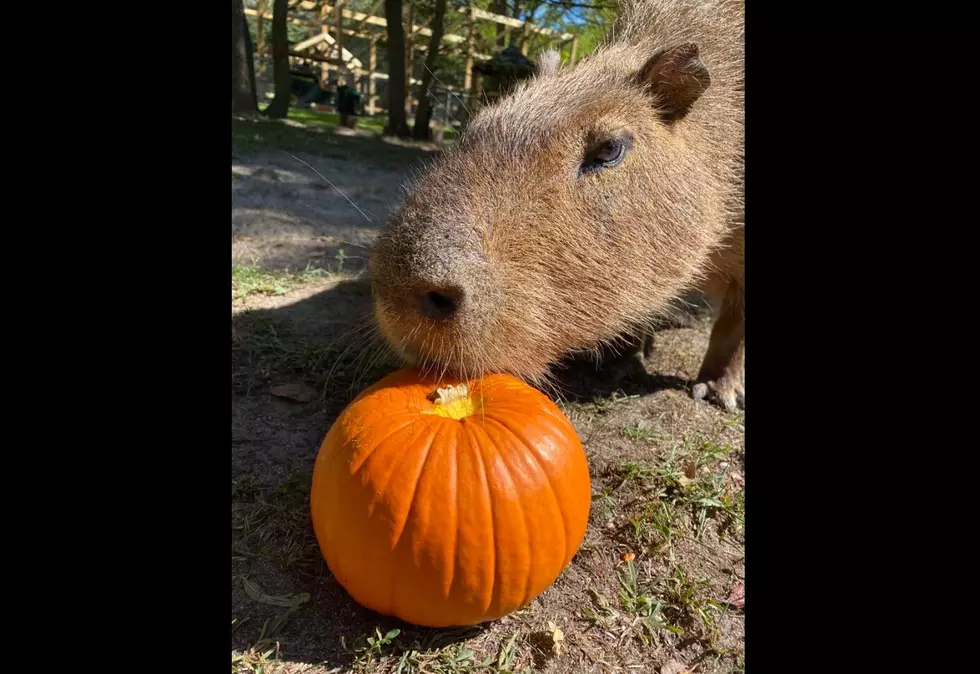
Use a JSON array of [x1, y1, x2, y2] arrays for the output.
[[463, 7, 475, 93], [473, 70, 484, 112], [319, 5, 330, 86], [367, 36, 378, 115], [569, 35, 578, 65], [334, 0, 345, 78], [520, 22, 530, 56]]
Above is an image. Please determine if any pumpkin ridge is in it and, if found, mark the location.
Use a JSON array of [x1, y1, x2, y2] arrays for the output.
[[359, 421, 434, 521], [349, 418, 420, 477], [389, 424, 442, 556], [384, 424, 442, 620], [488, 433, 538, 611], [468, 422, 498, 618], [446, 428, 460, 602], [482, 415, 569, 567]]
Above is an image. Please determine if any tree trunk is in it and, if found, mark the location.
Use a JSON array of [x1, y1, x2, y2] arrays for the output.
[[405, 1, 415, 117], [232, 0, 258, 116], [255, 0, 267, 75], [263, 0, 291, 119], [492, 0, 508, 47], [383, 0, 410, 136], [412, 0, 447, 140]]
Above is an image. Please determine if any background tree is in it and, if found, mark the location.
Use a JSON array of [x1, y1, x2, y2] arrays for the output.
[[263, 0, 292, 119], [232, 0, 259, 116], [254, 0, 268, 75], [412, 0, 448, 139], [383, 0, 411, 136]]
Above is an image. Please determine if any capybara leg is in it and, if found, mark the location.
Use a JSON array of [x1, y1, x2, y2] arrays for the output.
[[692, 281, 744, 413]]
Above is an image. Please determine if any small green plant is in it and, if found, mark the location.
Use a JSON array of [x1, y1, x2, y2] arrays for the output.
[[590, 391, 639, 414], [618, 461, 655, 483], [494, 632, 521, 672], [582, 588, 616, 627], [335, 247, 348, 271], [231, 604, 300, 673], [365, 628, 401, 659], [344, 627, 402, 671], [232, 265, 329, 301], [233, 474, 318, 571], [592, 486, 618, 519], [621, 422, 661, 443], [629, 500, 677, 551], [627, 439, 745, 540], [396, 648, 427, 673], [392, 634, 526, 674], [657, 565, 724, 643], [617, 558, 683, 644]]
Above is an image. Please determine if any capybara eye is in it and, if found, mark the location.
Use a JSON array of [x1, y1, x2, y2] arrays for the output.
[[580, 137, 629, 176]]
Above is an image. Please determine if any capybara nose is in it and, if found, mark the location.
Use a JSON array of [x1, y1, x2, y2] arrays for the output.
[[419, 286, 462, 319]]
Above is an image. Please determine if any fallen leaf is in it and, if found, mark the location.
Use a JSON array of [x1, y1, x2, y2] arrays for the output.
[[243, 578, 311, 608], [547, 621, 565, 655], [678, 459, 698, 485], [270, 383, 318, 403], [660, 661, 695, 674], [727, 583, 745, 608], [683, 459, 698, 479]]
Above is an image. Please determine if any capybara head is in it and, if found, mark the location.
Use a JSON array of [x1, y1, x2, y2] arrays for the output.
[[370, 3, 742, 385]]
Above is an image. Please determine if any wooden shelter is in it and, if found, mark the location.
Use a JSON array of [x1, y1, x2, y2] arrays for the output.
[[244, 1, 579, 116]]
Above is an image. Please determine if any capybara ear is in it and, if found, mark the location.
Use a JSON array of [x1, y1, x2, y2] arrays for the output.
[[537, 49, 562, 77], [636, 42, 711, 123]]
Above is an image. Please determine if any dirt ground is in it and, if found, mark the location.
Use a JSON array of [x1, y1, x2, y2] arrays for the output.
[[232, 120, 440, 273], [232, 118, 744, 674]]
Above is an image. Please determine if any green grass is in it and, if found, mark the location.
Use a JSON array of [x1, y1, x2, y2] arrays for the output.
[[231, 113, 443, 174], [621, 421, 665, 443], [232, 265, 337, 301], [344, 628, 402, 671], [581, 560, 682, 647], [287, 105, 459, 141], [629, 500, 678, 552], [345, 629, 530, 674], [614, 437, 745, 553], [231, 471, 320, 574], [617, 558, 683, 645], [232, 579, 310, 674], [243, 104, 458, 145], [233, 115, 350, 157], [655, 565, 726, 646], [266, 103, 388, 135], [231, 305, 392, 399]]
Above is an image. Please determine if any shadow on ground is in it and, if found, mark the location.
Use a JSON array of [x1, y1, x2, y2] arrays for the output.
[[232, 116, 442, 274]]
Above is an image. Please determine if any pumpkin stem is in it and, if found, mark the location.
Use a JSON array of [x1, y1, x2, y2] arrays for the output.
[[426, 383, 477, 420], [429, 383, 470, 405]]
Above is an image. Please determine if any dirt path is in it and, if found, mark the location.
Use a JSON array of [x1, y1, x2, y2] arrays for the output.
[[232, 140, 435, 273]]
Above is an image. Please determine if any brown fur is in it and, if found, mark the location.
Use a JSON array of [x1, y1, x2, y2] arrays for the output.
[[369, 0, 745, 410]]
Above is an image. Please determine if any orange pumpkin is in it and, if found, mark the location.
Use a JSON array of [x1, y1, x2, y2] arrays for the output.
[[310, 368, 591, 627]]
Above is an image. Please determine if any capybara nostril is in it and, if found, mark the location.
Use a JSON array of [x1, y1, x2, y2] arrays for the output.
[[419, 288, 462, 319]]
